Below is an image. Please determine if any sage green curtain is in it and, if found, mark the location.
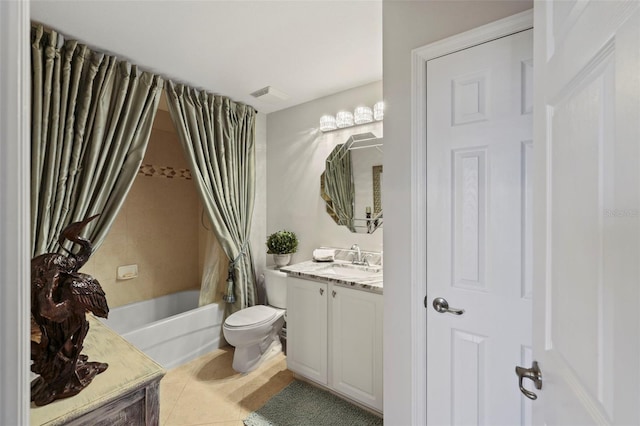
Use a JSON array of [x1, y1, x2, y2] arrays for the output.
[[165, 81, 257, 313], [30, 24, 164, 256], [325, 144, 355, 231]]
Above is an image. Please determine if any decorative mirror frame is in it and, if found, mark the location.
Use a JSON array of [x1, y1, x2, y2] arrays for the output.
[[321, 133, 383, 233]]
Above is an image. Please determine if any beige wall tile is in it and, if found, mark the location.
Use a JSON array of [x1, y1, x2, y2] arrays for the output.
[[152, 109, 176, 134], [83, 111, 225, 308]]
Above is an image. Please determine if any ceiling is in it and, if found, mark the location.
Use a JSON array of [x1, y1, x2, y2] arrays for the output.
[[30, 0, 382, 114]]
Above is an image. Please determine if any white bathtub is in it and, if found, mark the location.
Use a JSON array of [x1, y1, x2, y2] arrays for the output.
[[99, 290, 225, 369]]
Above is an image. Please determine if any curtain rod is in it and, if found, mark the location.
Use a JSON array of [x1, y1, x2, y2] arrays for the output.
[[31, 20, 258, 114]]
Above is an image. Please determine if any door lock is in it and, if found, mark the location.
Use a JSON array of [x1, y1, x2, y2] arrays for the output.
[[515, 361, 542, 400]]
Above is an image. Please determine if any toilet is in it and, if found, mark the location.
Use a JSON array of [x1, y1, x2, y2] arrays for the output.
[[223, 267, 287, 373]]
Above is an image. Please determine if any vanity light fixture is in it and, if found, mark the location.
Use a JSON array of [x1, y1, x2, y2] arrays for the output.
[[354, 106, 373, 124], [374, 101, 384, 121], [336, 111, 354, 128], [320, 115, 337, 132], [319, 101, 384, 132]]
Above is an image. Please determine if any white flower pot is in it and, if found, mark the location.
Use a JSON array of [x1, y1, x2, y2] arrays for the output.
[[273, 254, 292, 268]]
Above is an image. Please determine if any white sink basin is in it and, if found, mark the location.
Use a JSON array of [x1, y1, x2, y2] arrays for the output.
[[318, 263, 382, 279]]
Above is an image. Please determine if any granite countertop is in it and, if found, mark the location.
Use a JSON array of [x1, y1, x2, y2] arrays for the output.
[[280, 260, 383, 295]]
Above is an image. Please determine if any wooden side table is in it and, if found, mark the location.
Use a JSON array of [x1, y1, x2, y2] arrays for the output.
[[31, 316, 165, 426]]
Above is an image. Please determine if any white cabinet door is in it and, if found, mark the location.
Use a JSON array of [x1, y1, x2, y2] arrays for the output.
[[534, 1, 640, 423], [286, 277, 328, 385], [330, 285, 383, 412]]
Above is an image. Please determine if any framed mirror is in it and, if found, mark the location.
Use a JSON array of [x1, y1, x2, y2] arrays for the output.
[[321, 132, 383, 233]]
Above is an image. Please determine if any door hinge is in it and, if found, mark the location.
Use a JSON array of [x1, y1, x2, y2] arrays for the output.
[[424, 295, 427, 308]]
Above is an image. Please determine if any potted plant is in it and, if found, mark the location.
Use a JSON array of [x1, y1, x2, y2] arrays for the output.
[[266, 230, 298, 267]]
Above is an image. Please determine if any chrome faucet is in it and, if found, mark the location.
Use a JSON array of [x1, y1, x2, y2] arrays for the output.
[[350, 244, 361, 263], [350, 244, 370, 266]]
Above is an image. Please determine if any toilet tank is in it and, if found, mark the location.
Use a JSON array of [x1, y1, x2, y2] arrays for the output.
[[264, 267, 287, 309]]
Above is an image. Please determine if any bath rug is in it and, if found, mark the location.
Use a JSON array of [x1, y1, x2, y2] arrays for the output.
[[244, 380, 383, 426]]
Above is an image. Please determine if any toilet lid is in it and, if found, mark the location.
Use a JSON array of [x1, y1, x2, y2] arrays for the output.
[[225, 305, 276, 328]]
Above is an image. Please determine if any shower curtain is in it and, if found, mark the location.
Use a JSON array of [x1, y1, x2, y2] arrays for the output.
[[165, 81, 257, 314], [30, 24, 163, 255]]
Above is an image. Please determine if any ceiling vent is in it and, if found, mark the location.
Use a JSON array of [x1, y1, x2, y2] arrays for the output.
[[250, 86, 289, 103]]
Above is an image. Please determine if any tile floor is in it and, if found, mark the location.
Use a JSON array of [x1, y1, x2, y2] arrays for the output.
[[159, 346, 294, 426]]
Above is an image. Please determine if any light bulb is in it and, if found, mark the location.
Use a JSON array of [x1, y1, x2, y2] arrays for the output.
[[319, 115, 337, 132], [354, 106, 373, 124], [336, 111, 354, 128], [374, 101, 384, 121]]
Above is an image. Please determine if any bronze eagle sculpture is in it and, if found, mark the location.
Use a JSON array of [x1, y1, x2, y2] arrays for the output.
[[30, 215, 110, 406]]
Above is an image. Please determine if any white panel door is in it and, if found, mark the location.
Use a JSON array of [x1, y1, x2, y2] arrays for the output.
[[426, 29, 533, 425], [533, 1, 640, 424], [286, 277, 328, 385]]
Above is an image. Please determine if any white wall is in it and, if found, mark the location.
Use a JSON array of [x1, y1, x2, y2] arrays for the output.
[[266, 81, 383, 265], [382, 1, 532, 423]]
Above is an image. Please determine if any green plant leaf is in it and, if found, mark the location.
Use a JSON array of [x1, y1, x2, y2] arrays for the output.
[[266, 230, 298, 254]]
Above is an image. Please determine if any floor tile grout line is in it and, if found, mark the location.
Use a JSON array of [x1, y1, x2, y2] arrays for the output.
[[161, 377, 190, 426], [160, 348, 291, 426]]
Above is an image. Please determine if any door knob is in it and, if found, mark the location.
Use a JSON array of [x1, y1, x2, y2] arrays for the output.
[[432, 297, 465, 315], [515, 361, 542, 400]]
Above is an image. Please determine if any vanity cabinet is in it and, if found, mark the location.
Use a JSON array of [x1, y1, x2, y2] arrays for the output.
[[286, 276, 383, 412], [286, 277, 328, 385], [330, 285, 383, 412]]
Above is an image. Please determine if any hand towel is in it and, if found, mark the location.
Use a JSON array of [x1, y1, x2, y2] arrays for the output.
[[313, 248, 335, 262]]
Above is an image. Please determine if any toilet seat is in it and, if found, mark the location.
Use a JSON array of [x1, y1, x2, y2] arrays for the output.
[[224, 305, 277, 329]]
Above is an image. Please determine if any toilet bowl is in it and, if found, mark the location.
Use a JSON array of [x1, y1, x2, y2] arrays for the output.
[[223, 267, 287, 373]]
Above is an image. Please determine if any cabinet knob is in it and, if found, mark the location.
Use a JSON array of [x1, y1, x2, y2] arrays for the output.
[[319, 288, 324, 296], [332, 290, 337, 298]]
